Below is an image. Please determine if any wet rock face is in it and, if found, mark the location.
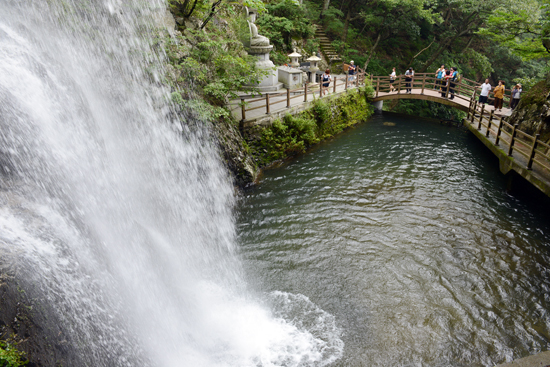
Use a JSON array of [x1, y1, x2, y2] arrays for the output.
[[212, 119, 258, 186], [508, 78, 550, 142], [0, 264, 79, 367]]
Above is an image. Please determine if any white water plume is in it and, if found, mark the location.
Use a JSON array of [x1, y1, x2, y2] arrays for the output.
[[0, 0, 343, 366]]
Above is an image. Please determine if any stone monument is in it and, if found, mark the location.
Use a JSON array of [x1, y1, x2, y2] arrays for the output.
[[245, 11, 283, 92]]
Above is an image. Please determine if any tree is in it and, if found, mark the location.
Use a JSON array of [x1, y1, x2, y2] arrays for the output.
[[477, 0, 550, 60]]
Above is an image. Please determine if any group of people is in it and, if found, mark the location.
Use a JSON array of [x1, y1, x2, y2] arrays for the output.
[[478, 79, 522, 112], [388, 65, 458, 97], [434, 65, 459, 99], [386, 64, 523, 111], [320, 60, 358, 95]]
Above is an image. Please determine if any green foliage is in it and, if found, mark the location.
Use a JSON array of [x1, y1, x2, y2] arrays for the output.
[[242, 0, 267, 15], [462, 49, 494, 79], [388, 99, 466, 121], [304, 38, 320, 57], [477, 0, 549, 60], [0, 341, 28, 367], [168, 0, 204, 18], [519, 78, 550, 107], [250, 89, 374, 166], [255, 0, 315, 53], [167, 25, 268, 109], [512, 76, 539, 91]]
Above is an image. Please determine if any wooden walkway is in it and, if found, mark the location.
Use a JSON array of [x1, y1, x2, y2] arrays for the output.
[[228, 74, 367, 124]]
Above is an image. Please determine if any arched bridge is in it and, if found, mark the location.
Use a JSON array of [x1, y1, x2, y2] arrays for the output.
[[369, 73, 512, 115]]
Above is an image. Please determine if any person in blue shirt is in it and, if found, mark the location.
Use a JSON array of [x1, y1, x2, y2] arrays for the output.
[[448, 67, 458, 99], [435, 65, 445, 90]]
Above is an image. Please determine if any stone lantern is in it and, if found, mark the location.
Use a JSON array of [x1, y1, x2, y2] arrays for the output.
[[288, 51, 302, 68], [306, 55, 321, 83], [306, 55, 321, 72]]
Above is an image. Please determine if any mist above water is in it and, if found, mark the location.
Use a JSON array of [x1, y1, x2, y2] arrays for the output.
[[0, 0, 343, 366]]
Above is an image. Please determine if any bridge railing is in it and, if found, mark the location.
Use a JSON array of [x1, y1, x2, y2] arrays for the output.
[[371, 74, 514, 108], [467, 101, 550, 172], [234, 72, 368, 122]]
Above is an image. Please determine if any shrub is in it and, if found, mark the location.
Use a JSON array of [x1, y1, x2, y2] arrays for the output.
[[0, 341, 28, 367]]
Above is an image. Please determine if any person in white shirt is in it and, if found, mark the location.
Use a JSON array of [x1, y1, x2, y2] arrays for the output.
[[389, 67, 396, 92], [404, 67, 414, 93], [479, 79, 492, 105]]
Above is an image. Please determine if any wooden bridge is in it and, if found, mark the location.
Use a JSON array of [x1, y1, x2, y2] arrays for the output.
[[229, 73, 550, 196]]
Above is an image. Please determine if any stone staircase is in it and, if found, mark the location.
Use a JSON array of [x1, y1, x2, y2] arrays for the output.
[[315, 25, 341, 63]]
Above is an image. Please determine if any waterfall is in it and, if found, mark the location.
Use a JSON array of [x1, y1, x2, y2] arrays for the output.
[[0, 0, 343, 366]]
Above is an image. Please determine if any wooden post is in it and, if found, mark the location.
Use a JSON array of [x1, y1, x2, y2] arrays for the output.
[[421, 76, 425, 95], [495, 118, 503, 146], [471, 100, 477, 124], [266, 93, 270, 114], [286, 88, 290, 108], [508, 124, 518, 156], [486, 110, 494, 137], [304, 83, 308, 102], [397, 77, 402, 95], [241, 98, 246, 121], [527, 134, 540, 170], [477, 103, 485, 130], [333, 77, 337, 93], [345, 76, 348, 90], [376, 77, 380, 98], [445, 81, 450, 99], [320, 83, 323, 98]]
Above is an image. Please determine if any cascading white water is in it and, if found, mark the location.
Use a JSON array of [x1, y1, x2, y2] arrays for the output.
[[0, 0, 343, 366]]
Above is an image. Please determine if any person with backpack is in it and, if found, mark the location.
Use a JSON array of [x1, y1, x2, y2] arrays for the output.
[[448, 67, 458, 99], [435, 65, 445, 90], [321, 69, 331, 95]]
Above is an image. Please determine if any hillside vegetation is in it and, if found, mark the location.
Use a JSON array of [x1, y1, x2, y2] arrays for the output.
[[163, 0, 550, 182]]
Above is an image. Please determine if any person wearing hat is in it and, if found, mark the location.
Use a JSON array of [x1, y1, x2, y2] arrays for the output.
[[405, 67, 414, 93], [348, 60, 356, 83], [511, 84, 522, 109]]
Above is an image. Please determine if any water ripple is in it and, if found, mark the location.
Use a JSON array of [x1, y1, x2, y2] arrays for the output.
[[238, 114, 550, 366]]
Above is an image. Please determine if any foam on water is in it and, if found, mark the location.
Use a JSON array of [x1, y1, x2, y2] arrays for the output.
[[0, 0, 343, 365]]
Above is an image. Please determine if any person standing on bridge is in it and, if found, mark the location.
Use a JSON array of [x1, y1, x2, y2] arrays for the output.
[[435, 65, 445, 90], [478, 79, 492, 106], [405, 67, 414, 93], [321, 69, 331, 95], [493, 80, 505, 112], [511, 84, 522, 109], [389, 67, 396, 92], [448, 67, 458, 99], [441, 70, 451, 98]]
